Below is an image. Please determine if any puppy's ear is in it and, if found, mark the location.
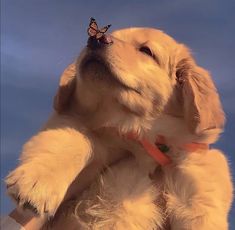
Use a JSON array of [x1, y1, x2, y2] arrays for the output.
[[176, 56, 225, 134], [53, 63, 76, 113]]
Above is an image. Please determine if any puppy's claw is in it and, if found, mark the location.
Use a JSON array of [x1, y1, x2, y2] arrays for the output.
[[23, 201, 40, 215]]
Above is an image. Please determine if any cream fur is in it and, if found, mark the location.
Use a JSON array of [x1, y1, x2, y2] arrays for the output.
[[6, 27, 233, 229], [74, 158, 163, 230]]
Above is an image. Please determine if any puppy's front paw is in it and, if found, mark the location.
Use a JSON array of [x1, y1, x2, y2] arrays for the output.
[[5, 164, 67, 216]]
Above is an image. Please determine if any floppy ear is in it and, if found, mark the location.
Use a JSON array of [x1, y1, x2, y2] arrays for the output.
[[176, 57, 225, 134], [53, 63, 77, 113]]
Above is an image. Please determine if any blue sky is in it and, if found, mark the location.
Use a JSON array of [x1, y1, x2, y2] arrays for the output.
[[1, 0, 235, 226]]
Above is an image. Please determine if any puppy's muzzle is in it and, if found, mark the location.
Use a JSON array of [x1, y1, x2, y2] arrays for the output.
[[87, 34, 113, 49]]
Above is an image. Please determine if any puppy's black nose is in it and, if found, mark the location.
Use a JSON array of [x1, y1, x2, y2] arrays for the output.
[[87, 34, 113, 49]]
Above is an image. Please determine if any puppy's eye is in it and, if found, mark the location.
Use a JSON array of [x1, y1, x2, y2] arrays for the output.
[[139, 46, 154, 58]]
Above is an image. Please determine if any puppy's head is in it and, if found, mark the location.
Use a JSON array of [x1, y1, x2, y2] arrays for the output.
[[54, 28, 224, 142]]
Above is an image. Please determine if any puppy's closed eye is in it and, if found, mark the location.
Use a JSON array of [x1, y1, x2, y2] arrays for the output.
[[139, 46, 154, 58], [139, 46, 160, 65]]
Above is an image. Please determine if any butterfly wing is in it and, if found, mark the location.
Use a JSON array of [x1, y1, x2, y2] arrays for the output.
[[96, 24, 111, 39], [95, 32, 103, 39], [99, 24, 111, 33], [87, 27, 97, 37], [87, 18, 98, 37]]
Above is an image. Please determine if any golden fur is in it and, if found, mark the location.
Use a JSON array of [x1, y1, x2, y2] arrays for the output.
[[6, 28, 233, 229]]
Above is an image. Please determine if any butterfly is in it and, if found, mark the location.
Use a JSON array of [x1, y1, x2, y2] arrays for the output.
[[87, 17, 111, 40]]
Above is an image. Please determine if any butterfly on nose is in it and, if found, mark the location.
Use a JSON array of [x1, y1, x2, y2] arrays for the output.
[[87, 17, 113, 48]]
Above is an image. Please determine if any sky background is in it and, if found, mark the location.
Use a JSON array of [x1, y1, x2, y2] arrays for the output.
[[1, 0, 235, 227]]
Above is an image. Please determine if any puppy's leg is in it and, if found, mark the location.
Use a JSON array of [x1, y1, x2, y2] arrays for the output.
[[164, 149, 233, 230], [5, 113, 98, 216]]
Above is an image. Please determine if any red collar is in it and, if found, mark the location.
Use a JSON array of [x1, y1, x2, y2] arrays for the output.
[[125, 132, 209, 166]]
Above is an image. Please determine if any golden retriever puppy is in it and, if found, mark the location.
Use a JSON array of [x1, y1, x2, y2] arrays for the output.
[[6, 27, 233, 229]]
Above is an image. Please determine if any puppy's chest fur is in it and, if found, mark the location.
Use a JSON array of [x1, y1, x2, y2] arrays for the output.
[[93, 128, 158, 172]]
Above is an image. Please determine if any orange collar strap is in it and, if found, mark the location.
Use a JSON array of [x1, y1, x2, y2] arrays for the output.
[[125, 133, 209, 166]]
